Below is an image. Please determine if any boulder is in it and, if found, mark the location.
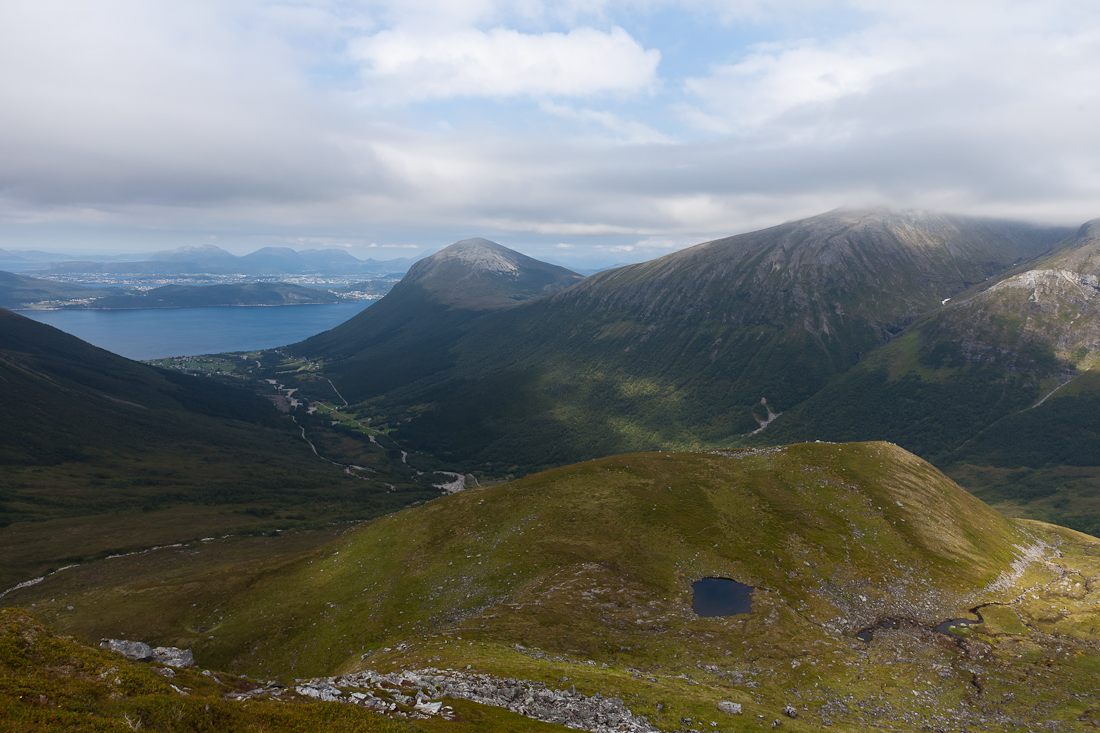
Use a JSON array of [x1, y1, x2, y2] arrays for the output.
[[100, 639, 153, 661], [717, 701, 742, 715], [153, 646, 195, 668]]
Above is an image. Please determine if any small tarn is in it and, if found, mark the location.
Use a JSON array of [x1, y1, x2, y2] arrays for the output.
[[692, 577, 754, 617]]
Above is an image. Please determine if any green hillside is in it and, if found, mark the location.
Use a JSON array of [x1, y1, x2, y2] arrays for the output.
[[0, 270, 109, 308], [0, 309, 441, 589], [2, 607, 565, 733], [91, 282, 345, 307], [8, 442, 1099, 731], [0, 272, 350, 309], [292, 209, 1066, 475]]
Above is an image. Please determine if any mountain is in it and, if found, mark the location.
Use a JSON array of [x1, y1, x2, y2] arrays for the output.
[[293, 209, 1067, 474], [292, 237, 583, 399], [148, 243, 237, 262], [0, 309, 439, 589], [762, 217, 1100, 533], [9, 442, 1099, 731], [398, 237, 586, 310], [0, 270, 111, 308], [39, 248, 416, 278]]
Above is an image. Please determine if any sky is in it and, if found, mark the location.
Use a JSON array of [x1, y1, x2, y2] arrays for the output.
[[2, 0, 1099, 266]]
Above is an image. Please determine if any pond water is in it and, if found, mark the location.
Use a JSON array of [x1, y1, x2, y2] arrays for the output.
[[691, 577, 754, 617], [855, 618, 899, 642], [934, 618, 982, 635], [855, 615, 983, 642], [14, 301, 373, 360]]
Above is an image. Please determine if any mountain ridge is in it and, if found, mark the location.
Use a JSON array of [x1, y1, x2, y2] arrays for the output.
[[294, 208, 1069, 474]]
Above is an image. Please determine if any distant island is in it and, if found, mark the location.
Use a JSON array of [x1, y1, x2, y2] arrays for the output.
[[0, 270, 396, 309]]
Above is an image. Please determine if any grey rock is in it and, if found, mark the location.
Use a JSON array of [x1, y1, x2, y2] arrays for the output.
[[783, 704, 798, 718], [718, 701, 742, 715], [153, 646, 194, 668], [100, 639, 153, 662], [296, 684, 343, 702]]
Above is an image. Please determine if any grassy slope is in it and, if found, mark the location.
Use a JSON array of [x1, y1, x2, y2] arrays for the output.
[[0, 310, 441, 589], [0, 608, 569, 733], [11, 442, 1100, 730]]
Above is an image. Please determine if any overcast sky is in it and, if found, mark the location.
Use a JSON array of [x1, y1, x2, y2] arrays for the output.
[[2, 1, 1099, 265]]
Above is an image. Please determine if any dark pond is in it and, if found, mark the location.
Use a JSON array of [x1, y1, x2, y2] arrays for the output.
[[692, 577, 754, 617]]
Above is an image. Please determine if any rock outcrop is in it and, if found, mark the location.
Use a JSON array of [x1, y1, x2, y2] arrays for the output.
[[100, 638, 194, 668], [289, 667, 660, 733]]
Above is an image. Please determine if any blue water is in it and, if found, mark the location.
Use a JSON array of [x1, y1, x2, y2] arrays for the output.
[[691, 577, 754, 617], [15, 302, 373, 360]]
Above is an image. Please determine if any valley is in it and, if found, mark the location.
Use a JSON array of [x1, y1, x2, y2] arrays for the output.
[[5, 208, 1100, 732]]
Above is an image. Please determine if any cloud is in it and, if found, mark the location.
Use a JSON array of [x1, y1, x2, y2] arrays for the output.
[[682, 38, 907, 132], [540, 101, 672, 143], [349, 26, 659, 102], [3, 0, 1100, 259]]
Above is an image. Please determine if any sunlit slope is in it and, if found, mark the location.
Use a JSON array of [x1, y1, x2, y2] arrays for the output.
[[31, 442, 1030, 677], [0, 608, 421, 733], [304, 209, 1066, 474], [15, 441, 1100, 730]]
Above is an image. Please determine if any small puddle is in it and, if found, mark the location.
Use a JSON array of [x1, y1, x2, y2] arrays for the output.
[[934, 618, 981, 635], [855, 612, 985, 642], [692, 577, 754, 617], [854, 618, 899, 642]]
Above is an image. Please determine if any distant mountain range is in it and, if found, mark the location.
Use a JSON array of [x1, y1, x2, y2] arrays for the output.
[[0, 243, 417, 277]]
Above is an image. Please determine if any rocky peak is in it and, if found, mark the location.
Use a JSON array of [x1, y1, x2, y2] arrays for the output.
[[399, 237, 582, 310], [427, 238, 523, 275]]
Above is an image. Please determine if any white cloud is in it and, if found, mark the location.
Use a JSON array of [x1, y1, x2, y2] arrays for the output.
[[683, 38, 907, 132], [540, 101, 672, 143], [4, 0, 1100, 259], [348, 26, 659, 101]]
